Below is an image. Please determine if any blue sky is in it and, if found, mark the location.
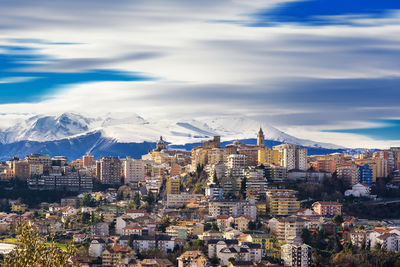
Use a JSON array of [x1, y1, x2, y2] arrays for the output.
[[254, 0, 400, 26], [0, 0, 400, 148]]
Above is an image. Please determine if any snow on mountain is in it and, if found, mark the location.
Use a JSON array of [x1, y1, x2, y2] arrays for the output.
[[0, 113, 92, 144], [0, 112, 343, 149]]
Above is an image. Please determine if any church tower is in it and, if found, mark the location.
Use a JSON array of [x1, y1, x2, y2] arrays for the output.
[[257, 127, 265, 147]]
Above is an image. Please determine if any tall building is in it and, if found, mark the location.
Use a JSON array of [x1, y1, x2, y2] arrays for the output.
[[281, 243, 312, 267], [13, 161, 30, 180], [266, 189, 300, 216], [257, 127, 265, 147], [245, 166, 268, 200], [337, 165, 360, 186], [25, 153, 52, 169], [359, 164, 373, 187], [100, 157, 121, 185], [273, 144, 307, 171], [166, 176, 181, 194], [374, 150, 395, 174], [124, 157, 145, 184], [355, 157, 387, 182], [83, 154, 95, 167], [258, 147, 282, 166]]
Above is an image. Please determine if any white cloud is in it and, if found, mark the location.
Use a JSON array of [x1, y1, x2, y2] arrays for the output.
[[0, 0, 400, 148]]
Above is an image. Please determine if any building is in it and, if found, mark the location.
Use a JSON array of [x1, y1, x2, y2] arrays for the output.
[[345, 183, 372, 198], [268, 216, 306, 242], [245, 167, 268, 200], [166, 193, 202, 208], [102, 245, 136, 267], [166, 225, 188, 240], [209, 199, 257, 220], [82, 153, 95, 167], [166, 176, 181, 194], [266, 189, 300, 216], [25, 153, 52, 169], [337, 165, 360, 187], [100, 157, 121, 184], [355, 157, 387, 182], [257, 128, 265, 147], [205, 183, 223, 199], [273, 144, 307, 171], [258, 148, 282, 166], [312, 201, 342, 216], [124, 157, 145, 184], [13, 161, 30, 180], [359, 164, 373, 187], [28, 173, 93, 192], [177, 250, 209, 267], [281, 243, 312, 267]]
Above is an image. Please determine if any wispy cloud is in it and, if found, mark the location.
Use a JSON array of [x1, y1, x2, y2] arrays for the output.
[[0, 0, 400, 147]]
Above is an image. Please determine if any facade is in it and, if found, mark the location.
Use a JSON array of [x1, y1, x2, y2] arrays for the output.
[[28, 173, 93, 192], [359, 164, 373, 187], [266, 189, 300, 216], [177, 250, 209, 267], [166, 193, 202, 208], [337, 165, 359, 186], [13, 160, 30, 180], [124, 157, 145, 184], [100, 157, 121, 185], [166, 176, 181, 194], [312, 201, 342, 216], [273, 144, 307, 171], [209, 199, 257, 220], [281, 243, 312, 267]]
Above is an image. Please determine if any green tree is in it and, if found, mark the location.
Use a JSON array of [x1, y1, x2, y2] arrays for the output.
[[2, 223, 75, 267], [240, 177, 247, 199], [80, 193, 96, 207], [80, 212, 91, 224], [332, 214, 344, 225]]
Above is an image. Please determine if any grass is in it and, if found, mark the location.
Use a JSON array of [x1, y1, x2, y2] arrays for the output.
[[0, 237, 70, 251]]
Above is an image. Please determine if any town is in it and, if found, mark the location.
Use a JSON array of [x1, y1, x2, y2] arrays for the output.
[[1, 129, 400, 267]]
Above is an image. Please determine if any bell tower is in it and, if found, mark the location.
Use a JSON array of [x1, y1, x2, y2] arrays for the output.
[[257, 127, 264, 147]]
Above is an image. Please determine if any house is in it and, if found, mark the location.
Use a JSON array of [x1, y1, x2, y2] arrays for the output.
[[345, 183, 372, 198], [235, 216, 253, 232], [312, 201, 342, 216], [177, 250, 209, 267], [208, 239, 239, 258], [136, 258, 174, 267], [123, 226, 144, 236], [68, 256, 91, 267], [91, 222, 109, 236], [73, 233, 88, 243], [61, 206, 78, 218], [126, 209, 147, 219], [116, 215, 136, 235], [217, 216, 235, 230], [88, 238, 107, 257], [102, 245, 136, 267], [376, 233, 400, 252], [166, 225, 188, 240]]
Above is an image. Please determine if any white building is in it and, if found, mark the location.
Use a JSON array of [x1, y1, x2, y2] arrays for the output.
[[273, 144, 307, 171], [345, 183, 372, 197], [124, 157, 145, 184], [88, 239, 107, 257], [281, 243, 312, 267]]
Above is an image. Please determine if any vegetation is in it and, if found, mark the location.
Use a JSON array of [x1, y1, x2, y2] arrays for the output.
[[2, 223, 75, 267]]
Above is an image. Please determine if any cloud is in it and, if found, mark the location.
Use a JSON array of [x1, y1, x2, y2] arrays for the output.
[[0, 0, 399, 148], [252, 0, 400, 26]]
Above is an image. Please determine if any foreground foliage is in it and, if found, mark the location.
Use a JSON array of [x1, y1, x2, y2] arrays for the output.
[[1, 223, 75, 267]]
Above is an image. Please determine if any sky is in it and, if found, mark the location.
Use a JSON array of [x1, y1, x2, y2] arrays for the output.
[[1, 0, 400, 148]]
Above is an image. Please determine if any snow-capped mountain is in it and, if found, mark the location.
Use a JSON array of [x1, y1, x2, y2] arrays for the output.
[[0, 112, 342, 149]]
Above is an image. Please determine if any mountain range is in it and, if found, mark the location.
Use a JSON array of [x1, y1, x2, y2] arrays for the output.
[[0, 112, 355, 161]]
